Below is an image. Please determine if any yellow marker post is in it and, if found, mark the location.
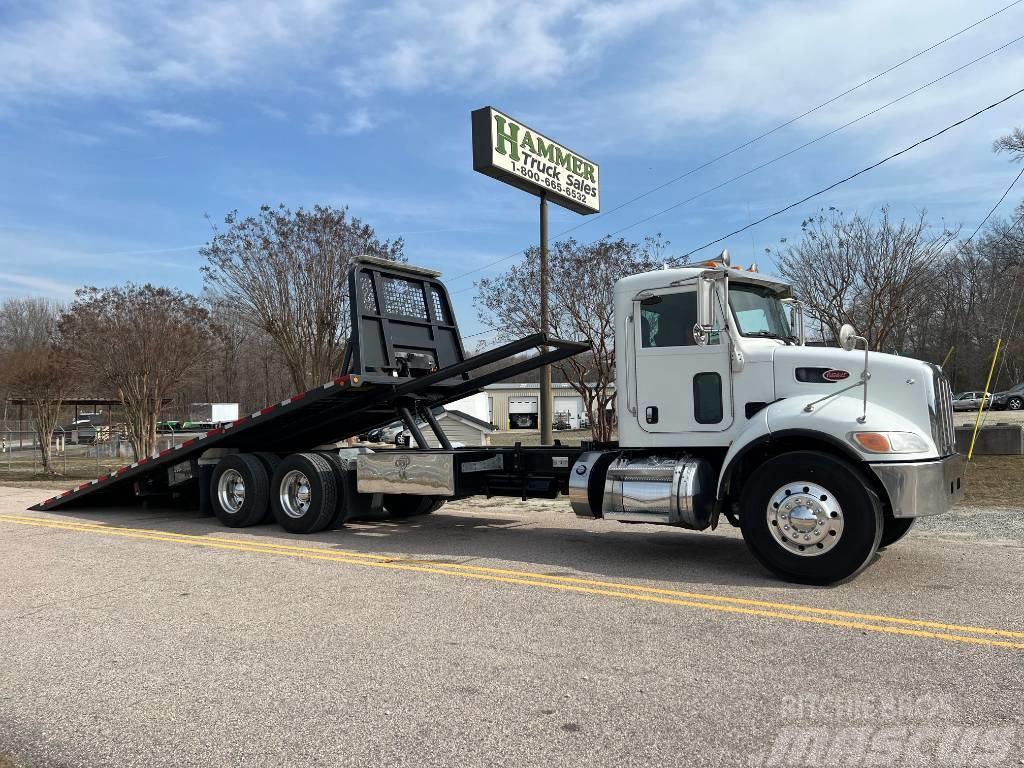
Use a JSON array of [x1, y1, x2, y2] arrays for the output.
[[967, 338, 1001, 461], [940, 345, 955, 369]]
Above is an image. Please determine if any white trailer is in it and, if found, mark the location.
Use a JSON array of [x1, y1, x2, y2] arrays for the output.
[[190, 403, 240, 424]]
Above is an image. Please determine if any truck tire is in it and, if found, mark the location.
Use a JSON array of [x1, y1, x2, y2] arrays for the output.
[[271, 453, 338, 534], [210, 453, 271, 528], [383, 494, 438, 518], [879, 514, 915, 549], [739, 451, 882, 585], [315, 452, 353, 527], [252, 452, 282, 522]]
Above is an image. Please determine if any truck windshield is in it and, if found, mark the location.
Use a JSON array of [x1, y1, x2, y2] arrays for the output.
[[729, 284, 795, 342]]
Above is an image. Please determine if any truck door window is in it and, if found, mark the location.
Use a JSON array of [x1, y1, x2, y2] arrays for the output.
[[639, 292, 719, 348], [693, 372, 723, 424]]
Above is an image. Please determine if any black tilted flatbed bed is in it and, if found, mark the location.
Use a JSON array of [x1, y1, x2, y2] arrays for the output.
[[32, 257, 588, 513]]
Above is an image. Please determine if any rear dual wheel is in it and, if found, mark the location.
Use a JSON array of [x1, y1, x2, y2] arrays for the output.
[[210, 454, 272, 528], [271, 452, 341, 534]]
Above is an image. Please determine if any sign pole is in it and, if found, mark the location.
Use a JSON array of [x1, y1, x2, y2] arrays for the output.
[[539, 191, 552, 445]]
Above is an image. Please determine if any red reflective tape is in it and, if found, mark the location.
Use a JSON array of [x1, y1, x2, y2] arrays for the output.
[[61, 490, 72, 497], [207, 428, 224, 437], [290, 391, 307, 401], [260, 406, 275, 415], [232, 417, 247, 427], [78, 483, 90, 490], [159, 448, 171, 456], [138, 457, 149, 465], [181, 438, 197, 447], [98, 475, 109, 482]]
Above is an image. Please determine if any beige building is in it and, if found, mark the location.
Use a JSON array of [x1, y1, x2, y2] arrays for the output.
[[397, 409, 496, 447], [483, 382, 615, 431]]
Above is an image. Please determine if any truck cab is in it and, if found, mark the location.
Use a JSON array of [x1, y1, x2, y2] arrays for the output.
[[575, 251, 963, 582]]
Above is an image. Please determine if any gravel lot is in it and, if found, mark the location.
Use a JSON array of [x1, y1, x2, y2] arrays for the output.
[[1, 484, 1022, 768]]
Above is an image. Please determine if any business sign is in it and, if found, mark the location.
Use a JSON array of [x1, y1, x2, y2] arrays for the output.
[[471, 106, 599, 215]]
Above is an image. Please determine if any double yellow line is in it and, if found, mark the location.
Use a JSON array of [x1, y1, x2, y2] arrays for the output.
[[4, 513, 1023, 651]]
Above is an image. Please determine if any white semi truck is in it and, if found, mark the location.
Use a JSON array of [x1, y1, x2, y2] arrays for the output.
[[37, 255, 962, 584]]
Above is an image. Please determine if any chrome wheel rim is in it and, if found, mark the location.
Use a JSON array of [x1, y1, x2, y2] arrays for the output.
[[766, 481, 844, 557], [279, 469, 312, 519], [1009, 399, 1022, 410], [216, 469, 246, 514]]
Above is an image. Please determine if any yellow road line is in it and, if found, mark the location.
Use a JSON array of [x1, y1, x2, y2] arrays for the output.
[[4, 514, 1020, 640], [3, 513, 1022, 650]]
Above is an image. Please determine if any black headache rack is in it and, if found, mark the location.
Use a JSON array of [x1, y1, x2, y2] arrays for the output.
[[32, 257, 588, 512]]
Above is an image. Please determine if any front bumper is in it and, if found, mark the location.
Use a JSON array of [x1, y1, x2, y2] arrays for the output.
[[868, 453, 964, 518]]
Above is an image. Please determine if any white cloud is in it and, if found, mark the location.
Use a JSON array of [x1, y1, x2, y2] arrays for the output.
[[0, 271, 78, 299], [0, 1, 346, 107], [612, 0, 1024, 142], [142, 109, 218, 132], [308, 108, 374, 136], [335, 0, 692, 96]]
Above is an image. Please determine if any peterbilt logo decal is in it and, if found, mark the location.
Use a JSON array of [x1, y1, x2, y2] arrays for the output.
[[822, 369, 851, 382]]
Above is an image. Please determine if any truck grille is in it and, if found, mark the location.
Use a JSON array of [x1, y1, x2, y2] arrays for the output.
[[928, 365, 956, 456]]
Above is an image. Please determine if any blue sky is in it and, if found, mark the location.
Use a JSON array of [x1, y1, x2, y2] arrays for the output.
[[2, 0, 1024, 339]]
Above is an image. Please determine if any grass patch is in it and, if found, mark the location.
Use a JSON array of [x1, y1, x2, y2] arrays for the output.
[[961, 455, 1023, 508]]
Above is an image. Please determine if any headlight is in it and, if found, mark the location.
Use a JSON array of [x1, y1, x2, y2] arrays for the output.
[[849, 431, 931, 454]]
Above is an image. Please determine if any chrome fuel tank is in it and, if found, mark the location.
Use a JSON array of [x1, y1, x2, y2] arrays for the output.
[[601, 454, 715, 530]]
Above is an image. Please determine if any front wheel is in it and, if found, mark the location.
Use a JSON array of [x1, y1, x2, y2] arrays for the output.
[[739, 451, 882, 585], [1007, 396, 1023, 411]]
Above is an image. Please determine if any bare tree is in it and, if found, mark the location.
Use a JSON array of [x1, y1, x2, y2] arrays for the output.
[[774, 208, 958, 350], [201, 204, 405, 392], [475, 237, 664, 442], [0, 297, 64, 430], [0, 298, 66, 473], [4, 348, 68, 474], [59, 285, 214, 460], [0, 297, 63, 351], [993, 127, 1024, 161]]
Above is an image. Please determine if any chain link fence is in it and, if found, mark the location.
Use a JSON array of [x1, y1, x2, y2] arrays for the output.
[[0, 428, 191, 481]]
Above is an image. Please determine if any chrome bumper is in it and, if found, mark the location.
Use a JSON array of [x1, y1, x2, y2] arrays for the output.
[[868, 453, 964, 518]]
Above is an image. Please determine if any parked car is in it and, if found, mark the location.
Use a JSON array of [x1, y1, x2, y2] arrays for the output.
[[58, 414, 108, 444], [951, 391, 992, 411], [991, 383, 1024, 411]]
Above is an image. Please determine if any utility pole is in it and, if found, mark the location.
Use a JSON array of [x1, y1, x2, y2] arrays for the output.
[[539, 192, 552, 445]]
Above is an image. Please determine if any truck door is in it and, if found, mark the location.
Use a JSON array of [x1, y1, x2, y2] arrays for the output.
[[632, 286, 733, 433]]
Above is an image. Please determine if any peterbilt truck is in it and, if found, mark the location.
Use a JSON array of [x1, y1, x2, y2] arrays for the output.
[[36, 254, 962, 584]]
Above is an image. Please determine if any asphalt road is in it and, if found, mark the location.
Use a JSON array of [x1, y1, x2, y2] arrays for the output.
[[1, 487, 1022, 768]]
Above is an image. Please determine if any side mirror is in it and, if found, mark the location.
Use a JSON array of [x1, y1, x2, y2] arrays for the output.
[[696, 276, 716, 330], [782, 298, 805, 346], [839, 323, 858, 352]]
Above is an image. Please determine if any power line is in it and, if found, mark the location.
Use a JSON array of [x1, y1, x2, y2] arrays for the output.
[[445, 1, 1024, 285], [669, 85, 1024, 263], [970, 209, 1024, 440], [597, 32, 1024, 245], [964, 165, 1024, 245]]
